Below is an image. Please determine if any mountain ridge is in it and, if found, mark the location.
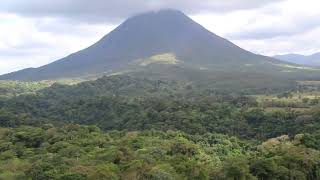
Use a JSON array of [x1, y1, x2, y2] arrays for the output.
[[274, 53, 320, 67]]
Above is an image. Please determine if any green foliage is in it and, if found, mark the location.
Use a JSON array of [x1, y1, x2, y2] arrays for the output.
[[0, 125, 319, 179], [1, 75, 320, 179], [0, 125, 252, 179], [0, 75, 320, 141], [1, 94, 317, 140], [0, 80, 53, 98]]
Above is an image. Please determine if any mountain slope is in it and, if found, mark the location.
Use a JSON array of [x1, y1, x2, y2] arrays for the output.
[[0, 9, 300, 81], [274, 53, 320, 67]]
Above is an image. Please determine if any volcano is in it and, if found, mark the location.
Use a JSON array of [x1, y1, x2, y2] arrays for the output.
[[0, 9, 311, 81]]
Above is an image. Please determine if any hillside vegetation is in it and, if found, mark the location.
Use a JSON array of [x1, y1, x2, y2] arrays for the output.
[[1, 75, 320, 179]]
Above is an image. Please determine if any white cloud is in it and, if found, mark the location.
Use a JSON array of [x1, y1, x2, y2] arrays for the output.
[[0, 13, 115, 74], [227, 0, 320, 40], [191, 0, 320, 55], [234, 27, 320, 56]]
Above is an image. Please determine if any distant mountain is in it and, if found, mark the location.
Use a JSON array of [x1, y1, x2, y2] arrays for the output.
[[0, 9, 318, 83], [274, 53, 320, 67]]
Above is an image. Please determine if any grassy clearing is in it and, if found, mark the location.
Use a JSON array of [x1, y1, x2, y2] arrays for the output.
[[138, 53, 181, 66], [253, 89, 320, 112]]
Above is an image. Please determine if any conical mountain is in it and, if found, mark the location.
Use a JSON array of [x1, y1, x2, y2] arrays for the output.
[[0, 9, 306, 81]]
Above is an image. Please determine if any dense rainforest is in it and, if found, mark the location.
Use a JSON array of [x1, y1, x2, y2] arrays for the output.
[[2, 125, 320, 180], [1, 75, 320, 179]]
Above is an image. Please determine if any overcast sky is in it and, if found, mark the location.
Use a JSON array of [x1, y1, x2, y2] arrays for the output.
[[0, 0, 320, 75]]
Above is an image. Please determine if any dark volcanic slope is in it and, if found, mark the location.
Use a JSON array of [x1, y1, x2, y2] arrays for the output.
[[0, 10, 298, 81]]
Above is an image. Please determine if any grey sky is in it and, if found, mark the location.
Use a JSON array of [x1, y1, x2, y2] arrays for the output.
[[1, 0, 283, 23]]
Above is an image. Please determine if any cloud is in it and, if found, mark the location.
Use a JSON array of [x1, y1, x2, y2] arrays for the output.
[[191, 0, 320, 55], [224, 0, 320, 40], [232, 26, 320, 56], [0, 0, 283, 23], [0, 13, 115, 75]]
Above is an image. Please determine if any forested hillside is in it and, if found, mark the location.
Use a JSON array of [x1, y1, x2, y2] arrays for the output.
[[1, 75, 320, 179]]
